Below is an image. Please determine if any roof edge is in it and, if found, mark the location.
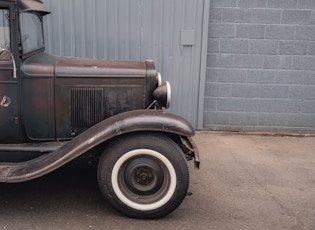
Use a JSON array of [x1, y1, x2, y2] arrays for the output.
[[18, 0, 50, 15]]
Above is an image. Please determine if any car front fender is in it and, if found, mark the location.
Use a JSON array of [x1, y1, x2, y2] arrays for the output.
[[0, 110, 195, 183]]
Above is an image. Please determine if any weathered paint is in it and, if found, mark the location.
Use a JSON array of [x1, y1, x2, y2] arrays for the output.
[[0, 109, 196, 183], [20, 52, 159, 140]]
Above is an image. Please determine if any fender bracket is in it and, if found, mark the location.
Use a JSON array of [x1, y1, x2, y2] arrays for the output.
[[180, 136, 200, 168]]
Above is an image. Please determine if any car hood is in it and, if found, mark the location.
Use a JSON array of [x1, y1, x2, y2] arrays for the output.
[[21, 53, 147, 78]]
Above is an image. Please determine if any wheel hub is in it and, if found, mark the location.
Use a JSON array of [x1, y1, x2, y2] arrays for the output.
[[124, 157, 164, 195], [135, 167, 154, 185]]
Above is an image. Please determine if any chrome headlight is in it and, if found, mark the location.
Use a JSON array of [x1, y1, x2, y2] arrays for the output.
[[153, 81, 171, 109]]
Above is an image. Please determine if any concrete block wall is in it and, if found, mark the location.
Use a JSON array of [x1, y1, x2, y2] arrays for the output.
[[205, 0, 315, 132]]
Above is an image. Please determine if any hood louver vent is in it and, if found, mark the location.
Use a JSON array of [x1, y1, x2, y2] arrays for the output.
[[71, 88, 104, 129]]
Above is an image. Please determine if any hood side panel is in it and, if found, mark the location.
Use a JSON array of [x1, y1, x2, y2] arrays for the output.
[[54, 57, 148, 139], [55, 78, 146, 139], [21, 53, 150, 140]]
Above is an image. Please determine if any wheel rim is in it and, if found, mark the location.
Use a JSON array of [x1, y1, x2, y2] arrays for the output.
[[111, 149, 177, 211]]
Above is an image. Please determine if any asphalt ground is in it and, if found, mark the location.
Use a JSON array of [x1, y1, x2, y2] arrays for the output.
[[0, 132, 314, 230]]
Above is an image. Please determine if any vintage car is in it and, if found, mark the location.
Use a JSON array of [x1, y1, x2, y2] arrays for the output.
[[0, 0, 199, 219]]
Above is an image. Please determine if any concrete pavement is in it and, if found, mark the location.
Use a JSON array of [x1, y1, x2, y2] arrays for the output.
[[189, 132, 315, 230], [0, 132, 314, 230]]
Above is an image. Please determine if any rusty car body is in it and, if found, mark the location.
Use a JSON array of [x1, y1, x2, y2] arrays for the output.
[[0, 0, 199, 218]]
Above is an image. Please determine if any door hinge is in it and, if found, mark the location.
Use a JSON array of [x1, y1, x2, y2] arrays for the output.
[[14, 116, 19, 125], [11, 12, 16, 20]]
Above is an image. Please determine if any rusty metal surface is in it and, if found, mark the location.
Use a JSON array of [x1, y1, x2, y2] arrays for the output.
[[21, 53, 57, 140], [18, 0, 50, 15], [22, 77, 55, 140], [188, 136, 200, 168], [21, 53, 147, 78], [21, 53, 56, 77], [0, 109, 195, 183], [144, 60, 157, 108], [20, 53, 157, 140], [56, 56, 146, 78], [0, 141, 65, 152]]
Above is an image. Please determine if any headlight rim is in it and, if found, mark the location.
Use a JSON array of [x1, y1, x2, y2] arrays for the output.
[[153, 81, 171, 109]]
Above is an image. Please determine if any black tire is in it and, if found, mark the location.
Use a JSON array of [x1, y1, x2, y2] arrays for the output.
[[97, 133, 189, 219]]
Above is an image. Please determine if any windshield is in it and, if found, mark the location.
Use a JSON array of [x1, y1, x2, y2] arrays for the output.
[[19, 12, 44, 55], [0, 9, 10, 50]]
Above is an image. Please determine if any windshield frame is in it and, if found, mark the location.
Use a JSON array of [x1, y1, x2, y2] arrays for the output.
[[19, 11, 45, 59]]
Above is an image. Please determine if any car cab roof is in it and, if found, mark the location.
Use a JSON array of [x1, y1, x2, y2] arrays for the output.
[[18, 0, 50, 15]]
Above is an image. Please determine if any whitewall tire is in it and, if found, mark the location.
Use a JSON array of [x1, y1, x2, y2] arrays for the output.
[[97, 133, 189, 219]]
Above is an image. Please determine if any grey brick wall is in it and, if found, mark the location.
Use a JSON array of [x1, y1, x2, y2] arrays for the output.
[[205, 0, 315, 132]]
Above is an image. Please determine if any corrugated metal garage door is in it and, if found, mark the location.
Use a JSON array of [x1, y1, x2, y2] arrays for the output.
[[41, 0, 209, 128]]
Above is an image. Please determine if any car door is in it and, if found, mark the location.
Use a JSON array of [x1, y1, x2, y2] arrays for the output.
[[0, 3, 20, 143]]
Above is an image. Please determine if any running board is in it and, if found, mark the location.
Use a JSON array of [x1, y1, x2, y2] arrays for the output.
[[0, 142, 66, 153]]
